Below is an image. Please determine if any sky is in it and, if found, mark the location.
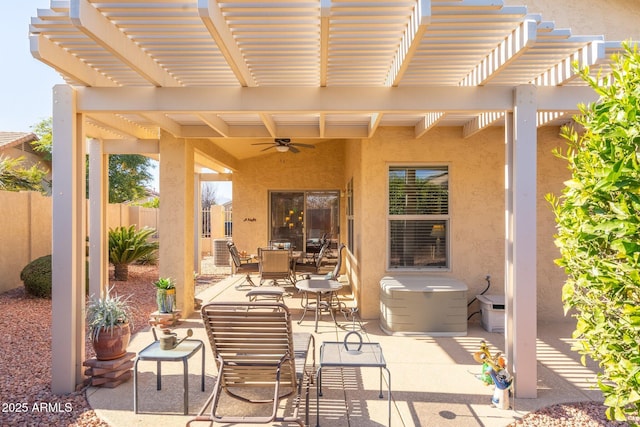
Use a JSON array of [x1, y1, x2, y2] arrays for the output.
[[0, 1, 231, 202], [0, 1, 62, 133]]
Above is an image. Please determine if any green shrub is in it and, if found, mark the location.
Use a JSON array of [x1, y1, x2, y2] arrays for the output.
[[548, 42, 640, 422], [20, 255, 52, 298]]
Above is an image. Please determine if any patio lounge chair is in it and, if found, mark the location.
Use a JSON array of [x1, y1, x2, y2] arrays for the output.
[[187, 302, 315, 427], [227, 241, 258, 287]]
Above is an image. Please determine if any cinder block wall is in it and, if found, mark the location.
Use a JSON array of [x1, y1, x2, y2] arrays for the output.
[[0, 191, 52, 293], [0, 191, 162, 294]]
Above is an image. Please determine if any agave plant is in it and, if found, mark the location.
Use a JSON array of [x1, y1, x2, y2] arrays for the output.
[[86, 289, 133, 342], [108, 225, 159, 281]]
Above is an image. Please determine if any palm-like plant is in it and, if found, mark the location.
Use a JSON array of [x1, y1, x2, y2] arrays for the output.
[[109, 226, 159, 281], [0, 155, 47, 192]]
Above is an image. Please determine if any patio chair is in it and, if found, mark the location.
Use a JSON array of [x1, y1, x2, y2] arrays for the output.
[[300, 243, 348, 319], [294, 238, 330, 278], [187, 302, 315, 427], [259, 247, 293, 285], [302, 243, 345, 281], [227, 241, 258, 287]]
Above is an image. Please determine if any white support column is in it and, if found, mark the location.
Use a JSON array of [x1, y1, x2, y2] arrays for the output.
[[51, 84, 86, 394], [88, 138, 108, 299], [194, 173, 202, 275], [159, 131, 195, 316], [505, 85, 538, 398]]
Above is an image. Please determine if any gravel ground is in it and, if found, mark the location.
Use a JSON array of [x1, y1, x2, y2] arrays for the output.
[[0, 265, 225, 426], [0, 265, 637, 426], [509, 401, 637, 426]]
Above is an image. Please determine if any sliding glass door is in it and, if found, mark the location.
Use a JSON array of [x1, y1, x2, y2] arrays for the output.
[[269, 191, 339, 253]]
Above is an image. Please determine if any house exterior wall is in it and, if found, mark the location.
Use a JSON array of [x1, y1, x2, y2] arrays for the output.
[[230, 139, 346, 260], [508, 0, 640, 40], [2, 146, 47, 169], [537, 127, 572, 322], [344, 138, 363, 308], [231, 125, 573, 322], [355, 127, 507, 319]]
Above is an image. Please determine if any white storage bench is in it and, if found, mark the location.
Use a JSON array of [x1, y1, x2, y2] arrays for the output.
[[379, 276, 468, 336]]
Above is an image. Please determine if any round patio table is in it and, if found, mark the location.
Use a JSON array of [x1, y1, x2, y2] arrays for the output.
[[295, 279, 343, 332]]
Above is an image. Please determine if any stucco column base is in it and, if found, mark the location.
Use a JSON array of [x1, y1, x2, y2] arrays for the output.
[[159, 131, 195, 316]]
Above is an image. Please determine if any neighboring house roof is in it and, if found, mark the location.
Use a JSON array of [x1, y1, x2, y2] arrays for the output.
[[0, 132, 39, 151]]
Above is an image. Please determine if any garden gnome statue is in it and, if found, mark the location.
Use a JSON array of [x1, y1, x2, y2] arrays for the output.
[[473, 340, 513, 409]]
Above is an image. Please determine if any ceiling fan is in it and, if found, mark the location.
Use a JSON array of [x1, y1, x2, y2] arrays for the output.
[[252, 138, 315, 154]]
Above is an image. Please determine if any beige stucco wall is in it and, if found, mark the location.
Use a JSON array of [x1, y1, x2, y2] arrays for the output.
[[509, 0, 640, 40], [353, 127, 507, 319], [231, 125, 573, 323], [231, 139, 347, 258], [0, 190, 159, 294], [537, 127, 572, 322], [0, 191, 52, 293]]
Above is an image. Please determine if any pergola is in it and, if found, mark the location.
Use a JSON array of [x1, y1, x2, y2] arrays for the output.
[[29, 0, 622, 396]]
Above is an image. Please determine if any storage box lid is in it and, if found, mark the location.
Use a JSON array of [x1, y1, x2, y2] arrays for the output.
[[380, 276, 468, 292], [476, 294, 505, 308]]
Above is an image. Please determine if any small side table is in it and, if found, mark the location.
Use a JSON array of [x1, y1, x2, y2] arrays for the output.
[[295, 279, 343, 332], [316, 333, 391, 426], [134, 339, 205, 415]]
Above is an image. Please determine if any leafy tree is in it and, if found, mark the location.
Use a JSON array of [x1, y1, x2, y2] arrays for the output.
[[548, 42, 640, 423], [0, 155, 47, 192], [134, 196, 159, 208], [31, 117, 53, 161], [108, 154, 153, 203], [108, 226, 159, 281], [29, 118, 154, 202]]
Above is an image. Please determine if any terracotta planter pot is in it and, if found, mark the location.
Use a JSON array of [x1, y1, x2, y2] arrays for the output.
[[92, 323, 131, 361]]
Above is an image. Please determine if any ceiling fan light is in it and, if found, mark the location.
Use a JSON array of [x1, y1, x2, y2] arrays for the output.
[[275, 145, 289, 152]]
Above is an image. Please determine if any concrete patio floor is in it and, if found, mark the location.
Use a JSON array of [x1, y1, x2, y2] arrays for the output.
[[87, 271, 604, 426]]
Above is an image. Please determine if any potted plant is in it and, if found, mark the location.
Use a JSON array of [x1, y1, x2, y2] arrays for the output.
[[154, 277, 176, 313], [86, 290, 132, 361], [108, 225, 159, 281]]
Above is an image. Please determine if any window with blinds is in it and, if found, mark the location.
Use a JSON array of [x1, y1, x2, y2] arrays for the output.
[[388, 166, 449, 269]]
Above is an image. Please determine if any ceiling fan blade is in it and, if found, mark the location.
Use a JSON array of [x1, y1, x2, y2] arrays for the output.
[[252, 142, 274, 146], [261, 146, 276, 152], [288, 145, 300, 153], [290, 143, 315, 149]]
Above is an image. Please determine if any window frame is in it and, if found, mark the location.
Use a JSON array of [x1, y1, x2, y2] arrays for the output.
[[386, 163, 451, 271]]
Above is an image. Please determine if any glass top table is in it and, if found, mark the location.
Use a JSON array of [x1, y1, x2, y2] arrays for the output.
[[133, 339, 205, 415], [316, 333, 391, 426], [295, 279, 343, 332]]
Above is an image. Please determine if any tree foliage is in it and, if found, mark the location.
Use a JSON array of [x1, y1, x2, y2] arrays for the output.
[[0, 155, 47, 192], [31, 117, 53, 161], [29, 118, 154, 202], [548, 42, 640, 423], [108, 154, 153, 203]]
